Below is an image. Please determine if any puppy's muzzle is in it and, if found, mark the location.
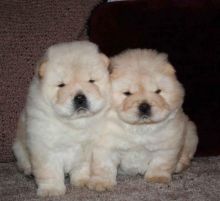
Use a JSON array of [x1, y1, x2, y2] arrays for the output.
[[138, 102, 151, 119], [73, 93, 88, 111]]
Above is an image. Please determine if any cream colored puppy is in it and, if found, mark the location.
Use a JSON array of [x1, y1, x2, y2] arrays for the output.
[[88, 49, 198, 191], [12, 41, 110, 196]]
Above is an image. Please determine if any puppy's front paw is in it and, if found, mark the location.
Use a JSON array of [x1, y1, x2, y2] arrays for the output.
[[71, 177, 89, 188], [37, 184, 66, 197], [87, 177, 116, 192], [145, 173, 171, 184]]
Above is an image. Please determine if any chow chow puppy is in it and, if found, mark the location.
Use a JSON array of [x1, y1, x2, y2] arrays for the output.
[[88, 49, 198, 191], [12, 41, 110, 196]]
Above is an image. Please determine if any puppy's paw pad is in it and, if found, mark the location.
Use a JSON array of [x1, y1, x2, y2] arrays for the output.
[[37, 185, 66, 197], [87, 179, 115, 192], [145, 175, 171, 183]]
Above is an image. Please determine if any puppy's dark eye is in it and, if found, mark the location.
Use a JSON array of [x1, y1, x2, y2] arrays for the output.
[[155, 89, 161, 94], [123, 91, 132, 96], [89, 79, 95, 83], [58, 83, 65, 88]]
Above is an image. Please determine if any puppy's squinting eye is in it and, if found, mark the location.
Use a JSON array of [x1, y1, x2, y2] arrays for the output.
[[89, 79, 95, 83], [123, 91, 132, 96], [58, 83, 65, 88], [155, 89, 161, 94]]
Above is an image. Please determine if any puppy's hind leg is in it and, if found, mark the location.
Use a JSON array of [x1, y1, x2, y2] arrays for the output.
[[175, 120, 198, 173], [145, 150, 178, 183], [12, 113, 32, 175]]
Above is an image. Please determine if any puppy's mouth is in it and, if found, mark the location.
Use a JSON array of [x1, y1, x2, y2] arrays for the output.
[[75, 107, 89, 114], [140, 115, 149, 120], [137, 117, 155, 125], [138, 114, 151, 123]]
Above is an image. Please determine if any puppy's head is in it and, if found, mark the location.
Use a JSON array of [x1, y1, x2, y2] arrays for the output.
[[110, 49, 184, 124], [37, 41, 110, 120]]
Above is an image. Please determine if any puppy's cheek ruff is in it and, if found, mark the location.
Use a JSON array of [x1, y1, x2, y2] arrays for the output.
[[161, 84, 184, 111], [153, 92, 181, 120], [122, 95, 140, 110], [86, 88, 108, 114], [53, 99, 73, 117], [122, 100, 132, 112], [89, 97, 106, 114], [41, 84, 65, 107], [150, 92, 168, 109], [117, 108, 139, 124], [168, 95, 184, 111], [150, 106, 170, 122], [40, 83, 55, 102], [56, 87, 68, 105]]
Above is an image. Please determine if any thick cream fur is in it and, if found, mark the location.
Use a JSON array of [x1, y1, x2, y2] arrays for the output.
[[88, 49, 198, 191], [12, 41, 111, 196]]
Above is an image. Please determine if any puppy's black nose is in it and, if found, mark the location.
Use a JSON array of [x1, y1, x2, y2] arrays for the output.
[[138, 102, 151, 117], [74, 93, 88, 110]]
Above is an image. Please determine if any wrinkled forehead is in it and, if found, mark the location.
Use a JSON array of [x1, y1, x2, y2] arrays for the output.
[[47, 55, 105, 78], [51, 52, 102, 67], [112, 70, 157, 92]]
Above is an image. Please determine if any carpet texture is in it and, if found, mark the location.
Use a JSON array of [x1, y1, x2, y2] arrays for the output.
[[0, 157, 220, 201], [0, 0, 101, 162]]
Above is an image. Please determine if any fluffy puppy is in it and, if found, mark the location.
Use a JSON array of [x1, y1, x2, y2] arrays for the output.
[[12, 41, 110, 196], [88, 49, 198, 191]]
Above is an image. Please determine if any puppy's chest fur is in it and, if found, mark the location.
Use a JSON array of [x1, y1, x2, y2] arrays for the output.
[[123, 122, 168, 151], [27, 112, 104, 173], [105, 110, 182, 152]]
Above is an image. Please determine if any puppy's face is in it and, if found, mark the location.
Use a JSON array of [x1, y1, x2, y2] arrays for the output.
[[38, 41, 110, 120], [110, 49, 184, 124]]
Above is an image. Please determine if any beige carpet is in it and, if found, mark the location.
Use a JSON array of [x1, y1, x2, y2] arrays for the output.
[[0, 157, 220, 201]]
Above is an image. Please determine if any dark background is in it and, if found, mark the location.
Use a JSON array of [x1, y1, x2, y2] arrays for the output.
[[88, 0, 220, 156]]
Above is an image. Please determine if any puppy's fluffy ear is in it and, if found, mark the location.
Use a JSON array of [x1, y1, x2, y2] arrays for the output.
[[164, 64, 176, 75], [37, 59, 47, 79]]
